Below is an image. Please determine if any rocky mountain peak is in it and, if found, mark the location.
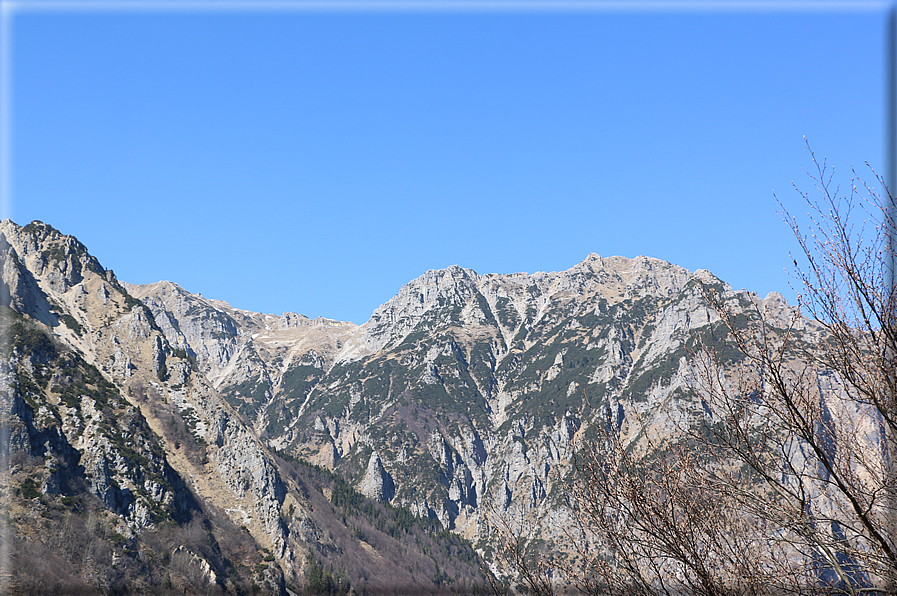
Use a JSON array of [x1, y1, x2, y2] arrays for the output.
[[342, 265, 479, 356], [393, 264, 481, 308], [565, 253, 696, 302], [1, 220, 107, 299]]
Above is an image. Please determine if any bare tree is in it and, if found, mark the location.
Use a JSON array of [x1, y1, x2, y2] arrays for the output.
[[493, 148, 896, 595], [693, 147, 896, 593], [491, 409, 817, 596], [487, 495, 570, 596]]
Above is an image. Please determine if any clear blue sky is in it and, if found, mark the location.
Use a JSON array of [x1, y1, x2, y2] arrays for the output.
[[5, 1, 891, 324]]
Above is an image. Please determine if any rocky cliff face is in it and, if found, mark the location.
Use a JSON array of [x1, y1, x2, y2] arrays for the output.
[[0, 221, 292, 552]]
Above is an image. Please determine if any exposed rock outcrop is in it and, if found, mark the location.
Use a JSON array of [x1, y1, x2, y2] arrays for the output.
[[358, 451, 395, 502]]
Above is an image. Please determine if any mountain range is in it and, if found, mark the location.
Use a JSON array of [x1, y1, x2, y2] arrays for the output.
[[0, 219, 805, 594]]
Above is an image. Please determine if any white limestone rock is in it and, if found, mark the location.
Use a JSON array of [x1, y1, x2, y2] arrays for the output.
[[358, 451, 395, 502]]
